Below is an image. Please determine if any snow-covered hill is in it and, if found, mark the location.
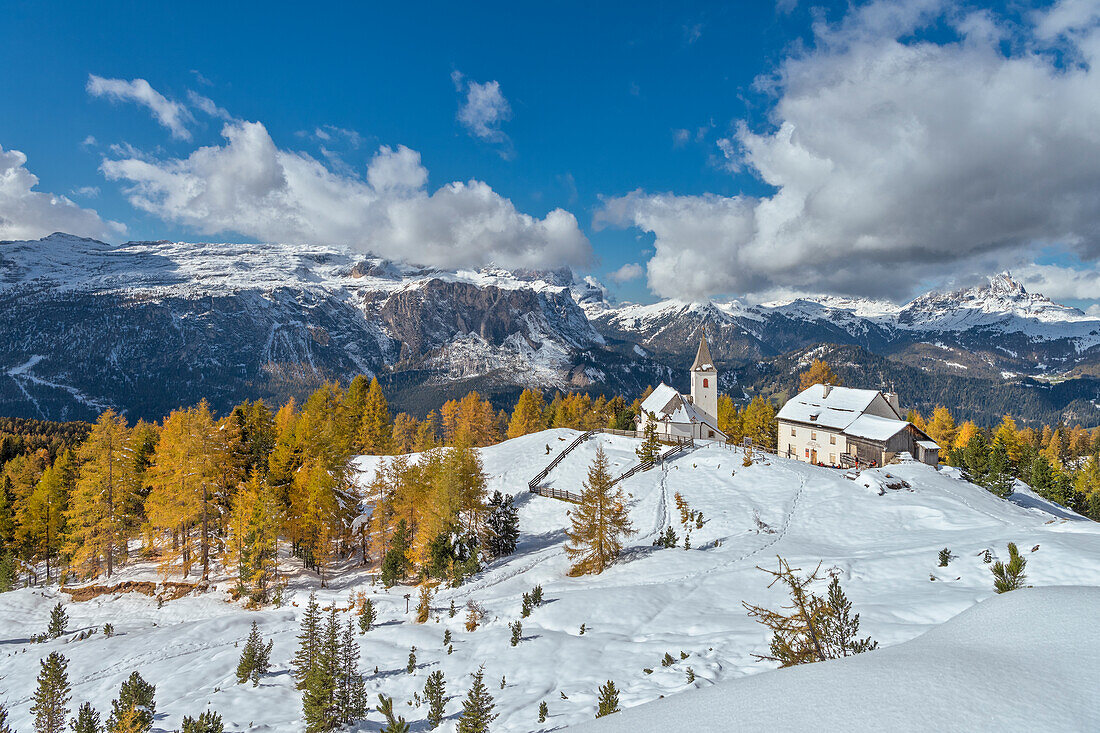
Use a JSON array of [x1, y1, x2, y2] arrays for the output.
[[576, 585, 1100, 733], [2, 430, 1099, 731]]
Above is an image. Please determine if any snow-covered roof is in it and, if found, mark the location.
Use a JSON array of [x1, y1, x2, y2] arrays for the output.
[[844, 414, 910, 441], [638, 382, 725, 437], [639, 383, 681, 417], [776, 384, 883, 431], [916, 439, 940, 450]]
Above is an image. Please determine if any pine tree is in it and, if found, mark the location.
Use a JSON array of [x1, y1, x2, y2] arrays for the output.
[[821, 576, 877, 657], [507, 389, 547, 439], [424, 670, 446, 728], [67, 410, 138, 579], [358, 597, 376, 633], [32, 652, 70, 733], [107, 671, 155, 733], [510, 620, 522, 646], [482, 492, 519, 558], [992, 542, 1028, 593], [236, 621, 272, 685], [0, 550, 15, 592], [407, 646, 417, 674], [71, 702, 101, 733], [293, 591, 322, 689], [358, 378, 392, 454], [982, 442, 1015, 498], [538, 701, 548, 723], [594, 680, 620, 718], [47, 602, 68, 639], [179, 711, 224, 733], [443, 629, 452, 646], [456, 666, 496, 733], [565, 446, 635, 576], [337, 618, 366, 725], [416, 584, 432, 624], [798, 359, 839, 391], [380, 520, 411, 587], [635, 418, 661, 464], [0, 703, 12, 733], [742, 559, 831, 667], [302, 609, 341, 733], [375, 695, 409, 733]]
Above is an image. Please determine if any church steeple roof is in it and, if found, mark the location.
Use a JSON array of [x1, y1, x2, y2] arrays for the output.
[[691, 334, 715, 372]]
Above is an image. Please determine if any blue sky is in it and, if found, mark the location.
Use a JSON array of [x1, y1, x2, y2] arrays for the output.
[[3, 0, 1100, 310]]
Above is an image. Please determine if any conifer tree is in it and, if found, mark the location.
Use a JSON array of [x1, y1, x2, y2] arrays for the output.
[[47, 602, 68, 639], [821, 576, 877, 657], [510, 620, 522, 646], [336, 618, 366, 725], [983, 442, 1015, 498], [799, 359, 839, 391], [456, 666, 496, 733], [71, 702, 101, 733], [107, 671, 155, 733], [19, 451, 73, 582], [67, 410, 138, 578], [635, 418, 661, 464], [416, 584, 432, 623], [992, 542, 1028, 593], [0, 550, 15, 592], [538, 701, 548, 723], [381, 520, 411, 587], [293, 591, 322, 689], [236, 621, 273, 685], [507, 389, 547, 439], [179, 711, 224, 733], [594, 680, 620, 718], [358, 378, 392, 454], [375, 695, 409, 733], [742, 559, 831, 667], [565, 446, 635, 576], [0, 702, 12, 733], [482, 492, 519, 559], [424, 670, 446, 728], [32, 651, 70, 733], [302, 609, 341, 733], [358, 597, 376, 633], [407, 646, 417, 674]]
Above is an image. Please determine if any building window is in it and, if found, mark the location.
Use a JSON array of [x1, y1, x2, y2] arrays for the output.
[[811, 431, 817, 440], [830, 453, 836, 464], [790, 427, 796, 436], [703, 378, 708, 387], [830, 435, 836, 445], [805, 448, 809, 457], [708, 430, 714, 438]]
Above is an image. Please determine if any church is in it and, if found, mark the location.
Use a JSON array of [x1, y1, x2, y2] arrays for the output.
[[635, 335, 728, 442]]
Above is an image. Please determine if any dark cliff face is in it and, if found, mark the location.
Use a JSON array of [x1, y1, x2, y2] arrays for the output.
[[366, 279, 601, 362], [0, 285, 397, 422]]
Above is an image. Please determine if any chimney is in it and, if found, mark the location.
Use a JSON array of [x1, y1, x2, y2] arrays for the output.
[[885, 391, 900, 415], [822, 383, 833, 398]]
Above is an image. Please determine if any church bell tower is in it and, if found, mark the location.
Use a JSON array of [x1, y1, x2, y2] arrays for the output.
[[690, 334, 718, 420]]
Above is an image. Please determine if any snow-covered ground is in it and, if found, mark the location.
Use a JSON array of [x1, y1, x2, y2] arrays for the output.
[[3, 429, 1100, 731]]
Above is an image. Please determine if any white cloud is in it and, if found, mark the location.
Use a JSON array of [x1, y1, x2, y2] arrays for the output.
[[187, 90, 233, 121], [597, 0, 1100, 301], [1086, 304, 1100, 317], [87, 75, 193, 140], [1015, 263, 1100, 302], [454, 73, 513, 153], [0, 144, 125, 241], [609, 262, 645, 284], [99, 120, 591, 270], [71, 186, 100, 198]]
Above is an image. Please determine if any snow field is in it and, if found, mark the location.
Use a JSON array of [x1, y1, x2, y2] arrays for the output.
[[3, 428, 1100, 731]]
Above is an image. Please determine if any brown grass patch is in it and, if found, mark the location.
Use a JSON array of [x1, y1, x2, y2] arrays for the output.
[[62, 580, 197, 602]]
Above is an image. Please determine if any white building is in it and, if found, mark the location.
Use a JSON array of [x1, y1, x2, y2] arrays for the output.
[[776, 384, 939, 467], [635, 336, 727, 442]]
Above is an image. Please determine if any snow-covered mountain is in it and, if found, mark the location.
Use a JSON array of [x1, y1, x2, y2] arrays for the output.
[[0, 234, 634, 421], [2, 430, 1099, 731], [2, 232, 1100, 422], [594, 272, 1100, 380]]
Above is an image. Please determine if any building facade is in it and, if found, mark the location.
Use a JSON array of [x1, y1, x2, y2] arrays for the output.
[[776, 384, 939, 467]]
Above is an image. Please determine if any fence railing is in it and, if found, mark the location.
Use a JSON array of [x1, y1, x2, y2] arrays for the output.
[[529, 429, 698, 501]]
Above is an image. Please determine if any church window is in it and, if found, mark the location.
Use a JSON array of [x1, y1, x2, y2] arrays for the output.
[[703, 378, 708, 387]]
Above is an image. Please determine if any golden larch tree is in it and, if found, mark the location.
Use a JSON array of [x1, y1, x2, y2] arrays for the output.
[[565, 446, 635, 576]]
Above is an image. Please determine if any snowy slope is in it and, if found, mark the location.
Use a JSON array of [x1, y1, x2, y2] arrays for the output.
[[3, 431, 1100, 731], [575, 585, 1100, 733]]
